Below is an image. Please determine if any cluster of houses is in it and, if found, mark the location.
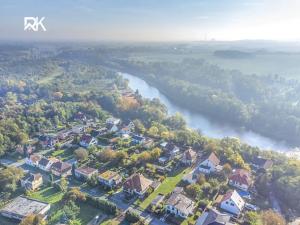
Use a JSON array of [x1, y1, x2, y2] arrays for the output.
[[2, 113, 276, 225]]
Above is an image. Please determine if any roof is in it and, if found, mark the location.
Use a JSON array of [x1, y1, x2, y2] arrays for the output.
[[29, 154, 41, 163], [99, 170, 121, 181], [185, 148, 197, 160], [252, 157, 273, 169], [123, 173, 153, 193], [80, 134, 94, 144], [166, 192, 195, 216], [206, 152, 220, 166], [76, 166, 97, 176], [229, 169, 252, 186], [0, 196, 50, 219], [151, 194, 165, 206], [221, 190, 245, 211], [196, 208, 232, 225], [51, 161, 71, 172], [38, 157, 50, 167], [165, 143, 179, 152]]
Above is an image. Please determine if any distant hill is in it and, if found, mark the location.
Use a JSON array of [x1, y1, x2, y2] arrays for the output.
[[214, 50, 254, 59]]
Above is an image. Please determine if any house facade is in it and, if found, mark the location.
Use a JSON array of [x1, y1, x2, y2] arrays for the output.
[[21, 173, 43, 191], [98, 170, 122, 188], [123, 173, 153, 197], [228, 169, 252, 191], [220, 190, 245, 215], [198, 152, 220, 174], [26, 154, 42, 167], [51, 161, 72, 177], [165, 192, 196, 218], [74, 166, 98, 180], [80, 134, 97, 148], [181, 147, 197, 165]]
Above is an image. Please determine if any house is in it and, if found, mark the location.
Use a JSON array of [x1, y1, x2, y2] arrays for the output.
[[106, 117, 121, 125], [220, 190, 245, 215], [16, 144, 34, 156], [38, 157, 59, 172], [80, 134, 97, 148], [150, 194, 165, 208], [0, 196, 50, 221], [131, 134, 146, 145], [123, 173, 153, 197], [26, 154, 42, 167], [158, 156, 169, 165], [164, 143, 180, 159], [182, 170, 197, 184], [21, 173, 43, 191], [57, 129, 71, 140], [252, 157, 273, 171], [196, 208, 234, 225], [51, 161, 72, 177], [106, 123, 119, 133], [229, 169, 253, 191], [143, 138, 155, 149], [74, 166, 98, 180], [74, 112, 87, 121], [39, 134, 58, 148], [98, 170, 122, 188], [198, 152, 221, 174], [165, 192, 196, 218], [181, 147, 197, 165], [71, 125, 86, 135]]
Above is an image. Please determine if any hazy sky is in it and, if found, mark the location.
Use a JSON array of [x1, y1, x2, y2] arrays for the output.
[[1, 0, 300, 42]]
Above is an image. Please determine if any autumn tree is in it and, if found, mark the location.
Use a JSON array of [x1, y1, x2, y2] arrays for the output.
[[260, 210, 286, 225]]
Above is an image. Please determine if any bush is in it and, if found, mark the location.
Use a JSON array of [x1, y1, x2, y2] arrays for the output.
[[86, 196, 117, 215], [125, 210, 142, 223]]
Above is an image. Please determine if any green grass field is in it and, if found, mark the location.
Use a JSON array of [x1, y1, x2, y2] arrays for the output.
[[28, 186, 64, 204], [139, 167, 191, 209]]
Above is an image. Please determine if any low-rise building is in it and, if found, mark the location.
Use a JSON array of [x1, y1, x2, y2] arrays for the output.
[[252, 157, 273, 171], [196, 208, 234, 225], [164, 143, 180, 159], [74, 166, 98, 180], [198, 152, 221, 174], [0, 196, 50, 221], [229, 169, 253, 191], [26, 154, 42, 167], [80, 134, 97, 148], [98, 170, 122, 188], [38, 157, 59, 172], [220, 190, 245, 215], [51, 161, 72, 177], [181, 147, 197, 165], [21, 173, 43, 191], [165, 192, 196, 218], [123, 173, 153, 197]]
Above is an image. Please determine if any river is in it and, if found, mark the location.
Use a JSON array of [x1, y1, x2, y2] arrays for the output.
[[120, 72, 300, 155]]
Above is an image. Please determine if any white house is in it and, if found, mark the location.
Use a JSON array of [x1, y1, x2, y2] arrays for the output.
[[198, 152, 220, 174], [228, 169, 253, 191], [80, 134, 97, 148], [165, 192, 196, 218], [38, 157, 59, 172], [98, 170, 122, 188], [220, 190, 245, 215], [74, 166, 98, 180]]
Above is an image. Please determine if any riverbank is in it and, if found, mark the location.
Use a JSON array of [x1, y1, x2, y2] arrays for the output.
[[119, 72, 300, 156]]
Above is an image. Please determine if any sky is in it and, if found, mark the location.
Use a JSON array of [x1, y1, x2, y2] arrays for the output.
[[0, 0, 300, 42]]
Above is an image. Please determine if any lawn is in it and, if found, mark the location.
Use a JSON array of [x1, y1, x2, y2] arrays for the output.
[[50, 148, 74, 161], [77, 202, 102, 225], [28, 186, 64, 204], [139, 167, 191, 209]]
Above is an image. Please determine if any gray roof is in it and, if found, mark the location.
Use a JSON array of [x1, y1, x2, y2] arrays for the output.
[[196, 208, 233, 225], [166, 192, 195, 216]]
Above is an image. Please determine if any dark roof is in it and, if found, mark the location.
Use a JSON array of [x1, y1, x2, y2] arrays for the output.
[[76, 166, 97, 175], [252, 157, 273, 169], [38, 157, 50, 167], [80, 134, 93, 143], [185, 148, 197, 160], [22, 173, 42, 182], [165, 143, 178, 152], [51, 161, 71, 172]]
